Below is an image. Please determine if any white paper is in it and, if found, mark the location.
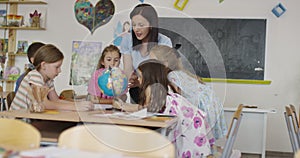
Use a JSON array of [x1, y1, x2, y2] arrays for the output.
[[92, 109, 153, 120], [93, 104, 112, 110], [129, 108, 147, 118]]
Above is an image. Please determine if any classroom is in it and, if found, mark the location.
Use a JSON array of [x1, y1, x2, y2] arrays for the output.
[[0, 0, 299, 157]]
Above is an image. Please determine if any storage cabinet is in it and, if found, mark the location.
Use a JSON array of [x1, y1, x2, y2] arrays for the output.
[[0, 0, 47, 91]]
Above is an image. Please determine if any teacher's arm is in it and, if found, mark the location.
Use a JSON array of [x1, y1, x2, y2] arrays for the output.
[[123, 54, 134, 79]]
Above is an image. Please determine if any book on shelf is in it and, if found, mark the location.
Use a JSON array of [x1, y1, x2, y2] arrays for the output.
[[0, 9, 6, 26], [0, 39, 8, 53], [17, 40, 28, 53]]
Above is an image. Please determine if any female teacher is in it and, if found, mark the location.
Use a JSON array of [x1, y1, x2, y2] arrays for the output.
[[120, 3, 172, 103]]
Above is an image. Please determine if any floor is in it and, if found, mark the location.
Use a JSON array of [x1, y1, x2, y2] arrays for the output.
[[242, 151, 294, 158]]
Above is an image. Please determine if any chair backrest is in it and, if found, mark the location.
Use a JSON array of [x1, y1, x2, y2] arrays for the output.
[[295, 149, 300, 158], [285, 105, 300, 152], [220, 104, 244, 158], [58, 124, 175, 158], [59, 89, 75, 101], [0, 86, 2, 111], [6, 91, 15, 110], [0, 118, 41, 151], [290, 104, 299, 128]]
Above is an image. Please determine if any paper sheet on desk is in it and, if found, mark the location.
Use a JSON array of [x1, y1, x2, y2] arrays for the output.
[[92, 108, 152, 120], [130, 108, 148, 117], [94, 104, 113, 110]]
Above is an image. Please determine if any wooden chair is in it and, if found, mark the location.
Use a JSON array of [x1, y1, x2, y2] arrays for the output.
[[0, 118, 41, 151], [58, 124, 175, 158], [0, 86, 3, 111], [295, 149, 300, 158], [59, 89, 76, 101], [285, 105, 300, 152], [289, 104, 300, 130], [5, 91, 15, 110], [209, 104, 243, 158]]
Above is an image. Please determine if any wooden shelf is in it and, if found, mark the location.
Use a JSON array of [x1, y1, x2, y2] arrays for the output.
[[0, 79, 16, 82], [0, 26, 46, 30], [8, 52, 27, 56], [0, 1, 47, 4], [0, 0, 47, 91]]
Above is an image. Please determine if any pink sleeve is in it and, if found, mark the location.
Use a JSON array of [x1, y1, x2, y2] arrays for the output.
[[87, 69, 104, 96], [87, 71, 98, 96]]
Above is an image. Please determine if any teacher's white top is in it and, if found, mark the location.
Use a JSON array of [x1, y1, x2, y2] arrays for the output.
[[120, 33, 172, 69]]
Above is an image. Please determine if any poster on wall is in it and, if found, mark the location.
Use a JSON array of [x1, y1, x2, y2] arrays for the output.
[[113, 20, 131, 47], [70, 41, 102, 85]]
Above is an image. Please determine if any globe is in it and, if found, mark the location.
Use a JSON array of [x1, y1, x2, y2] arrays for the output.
[[98, 67, 128, 97]]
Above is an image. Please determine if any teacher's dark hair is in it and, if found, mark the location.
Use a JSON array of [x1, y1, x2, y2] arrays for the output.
[[130, 3, 158, 52]]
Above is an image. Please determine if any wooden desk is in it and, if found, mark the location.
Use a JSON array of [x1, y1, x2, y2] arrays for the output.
[[0, 109, 178, 143], [0, 109, 177, 128], [0, 109, 80, 122], [79, 110, 178, 128]]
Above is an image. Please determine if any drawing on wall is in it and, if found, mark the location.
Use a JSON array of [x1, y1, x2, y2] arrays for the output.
[[159, 17, 266, 80], [113, 20, 131, 47], [74, 0, 115, 34], [173, 0, 189, 11], [70, 41, 102, 85], [272, 3, 286, 17]]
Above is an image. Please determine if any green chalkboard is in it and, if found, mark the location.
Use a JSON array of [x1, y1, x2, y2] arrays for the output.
[[159, 17, 266, 80]]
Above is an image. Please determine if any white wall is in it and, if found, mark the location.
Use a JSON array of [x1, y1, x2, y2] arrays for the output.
[[10, 0, 300, 152]]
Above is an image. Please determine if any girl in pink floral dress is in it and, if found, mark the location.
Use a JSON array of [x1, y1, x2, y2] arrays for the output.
[[164, 92, 214, 157], [150, 45, 227, 140], [113, 59, 214, 157]]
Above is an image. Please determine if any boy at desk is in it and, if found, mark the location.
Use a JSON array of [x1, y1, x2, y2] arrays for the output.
[[15, 42, 45, 92], [113, 59, 214, 157], [87, 45, 127, 104]]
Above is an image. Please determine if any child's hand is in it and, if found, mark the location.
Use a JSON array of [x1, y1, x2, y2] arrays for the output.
[[113, 98, 140, 112], [112, 98, 123, 110], [75, 101, 94, 111]]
